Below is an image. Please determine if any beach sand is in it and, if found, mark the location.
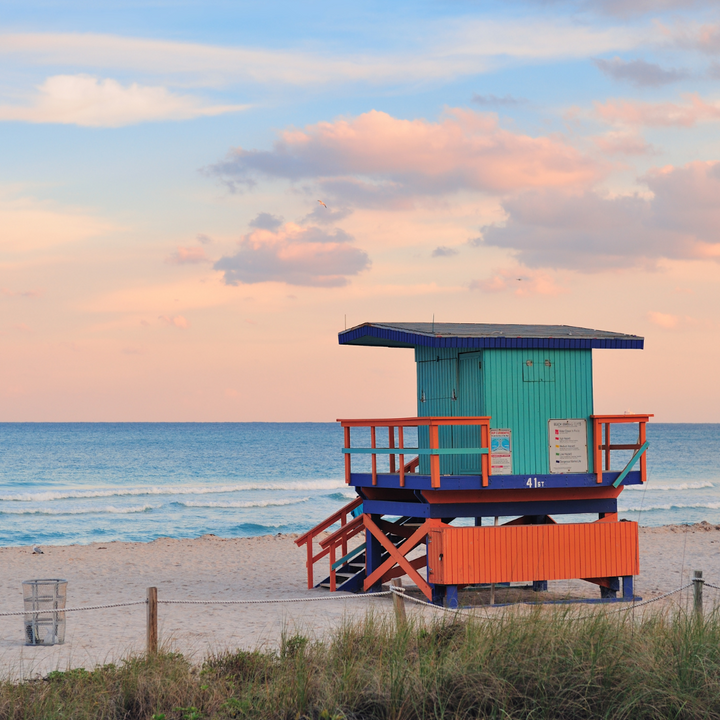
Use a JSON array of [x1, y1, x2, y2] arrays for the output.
[[1, 524, 719, 679]]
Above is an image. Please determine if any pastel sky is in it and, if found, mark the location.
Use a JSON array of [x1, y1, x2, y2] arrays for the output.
[[2, 0, 720, 422]]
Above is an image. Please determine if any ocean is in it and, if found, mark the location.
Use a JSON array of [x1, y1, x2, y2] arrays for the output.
[[0, 423, 719, 547]]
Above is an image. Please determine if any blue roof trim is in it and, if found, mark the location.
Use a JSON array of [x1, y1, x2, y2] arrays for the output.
[[339, 325, 644, 350]]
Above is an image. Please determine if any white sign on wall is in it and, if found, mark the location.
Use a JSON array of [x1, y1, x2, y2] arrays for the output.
[[490, 428, 512, 475], [548, 419, 588, 474]]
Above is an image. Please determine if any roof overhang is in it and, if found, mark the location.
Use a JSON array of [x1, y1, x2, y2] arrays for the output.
[[339, 322, 644, 350]]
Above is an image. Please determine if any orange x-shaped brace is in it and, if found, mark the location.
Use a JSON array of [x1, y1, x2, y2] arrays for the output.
[[363, 516, 443, 600]]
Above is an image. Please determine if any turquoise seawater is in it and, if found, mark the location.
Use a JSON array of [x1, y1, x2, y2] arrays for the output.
[[0, 423, 719, 547]]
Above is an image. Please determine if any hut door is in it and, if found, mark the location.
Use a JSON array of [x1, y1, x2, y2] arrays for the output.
[[454, 352, 484, 475], [417, 356, 457, 475]]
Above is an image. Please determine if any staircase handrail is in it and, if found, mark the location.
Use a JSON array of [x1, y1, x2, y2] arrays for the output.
[[295, 496, 362, 547], [295, 496, 362, 589], [319, 514, 364, 550]]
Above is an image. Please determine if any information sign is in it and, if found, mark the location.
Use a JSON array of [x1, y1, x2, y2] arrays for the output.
[[548, 419, 588, 473], [490, 429, 512, 475]]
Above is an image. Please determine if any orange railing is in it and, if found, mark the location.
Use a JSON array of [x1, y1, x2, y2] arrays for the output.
[[590, 414, 653, 484], [338, 417, 492, 489], [319, 516, 365, 591], [294, 497, 362, 589]]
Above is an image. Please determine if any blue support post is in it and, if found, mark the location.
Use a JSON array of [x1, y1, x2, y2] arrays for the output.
[[622, 576, 634, 600], [431, 584, 445, 606], [365, 514, 384, 592], [445, 585, 459, 609]]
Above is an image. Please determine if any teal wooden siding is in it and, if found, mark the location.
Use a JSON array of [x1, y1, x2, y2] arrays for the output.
[[415, 347, 461, 363], [482, 349, 594, 475], [413, 347, 593, 476], [416, 355, 457, 474], [455, 352, 484, 474]]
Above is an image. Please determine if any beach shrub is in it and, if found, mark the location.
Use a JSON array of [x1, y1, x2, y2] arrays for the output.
[[3, 607, 720, 718]]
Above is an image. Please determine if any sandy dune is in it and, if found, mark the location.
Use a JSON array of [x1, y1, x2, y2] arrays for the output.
[[1, 524, 719, 679]]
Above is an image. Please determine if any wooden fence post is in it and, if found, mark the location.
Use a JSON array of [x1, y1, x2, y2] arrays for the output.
[[391, 578, 406, 627], [693, 570, 703, 618], [147, 587, 158, 654]]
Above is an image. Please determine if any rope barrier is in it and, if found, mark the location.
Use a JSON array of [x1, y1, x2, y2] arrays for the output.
[[0, 591, 395, 617], [0, 600, 147, 618], [157, 591, 394, 605], [0, 581, 714, 620], [387, 582, 698, 621]]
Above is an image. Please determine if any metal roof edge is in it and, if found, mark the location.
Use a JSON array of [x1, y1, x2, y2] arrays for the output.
[[338, 324, 644, 350]]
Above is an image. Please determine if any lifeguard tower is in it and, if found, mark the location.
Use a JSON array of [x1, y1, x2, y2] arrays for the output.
[[296, 323, 651, 606]]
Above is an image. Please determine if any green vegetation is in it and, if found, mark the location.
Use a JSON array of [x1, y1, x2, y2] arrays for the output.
[[3, 607, 720, 719]]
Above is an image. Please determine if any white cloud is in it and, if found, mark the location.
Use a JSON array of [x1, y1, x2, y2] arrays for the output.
[[0, 75, 248, 128], [0, 24, 646, 88]]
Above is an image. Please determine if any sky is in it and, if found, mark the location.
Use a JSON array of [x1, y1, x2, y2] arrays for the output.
[[1, 0, 720, 422]]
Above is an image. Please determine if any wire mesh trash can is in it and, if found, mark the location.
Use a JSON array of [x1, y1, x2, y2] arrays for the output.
[[23, 579, 67, 646]]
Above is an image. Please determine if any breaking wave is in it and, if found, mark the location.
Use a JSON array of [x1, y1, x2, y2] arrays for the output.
[[178, 498, 309, 509], [620, 502, 720, 512], [623, 481, 714, 491], [0, 480, 344, 503], [0, 504, 156, 516]]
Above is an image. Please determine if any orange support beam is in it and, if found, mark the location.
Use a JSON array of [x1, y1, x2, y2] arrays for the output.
[[363, 515, 436, 599]]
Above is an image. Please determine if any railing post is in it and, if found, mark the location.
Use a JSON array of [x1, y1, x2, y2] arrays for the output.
[[398, 426, 405, 487], [594, 418, 603, 484], [639, 420, 647, 483], [429, 422, 440, 489], [344, 426, 351, 484], [306, 536, 314, 589], [330, 545, 336, 592], [340, 512, 348, 558], [391, 578, 406, 627], [481, 421, 490, 487], [605, 423, 611, 471], [146, 587, 158, 655], [693, 570, 704, 618], [389, 426, 396, 474], [370, 426, 377, 486]]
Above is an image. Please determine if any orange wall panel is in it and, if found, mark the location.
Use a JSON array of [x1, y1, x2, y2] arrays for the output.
[[427, 522, 638, 585]]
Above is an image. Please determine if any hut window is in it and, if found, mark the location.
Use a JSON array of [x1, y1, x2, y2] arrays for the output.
[[523, 357, 556, 382]]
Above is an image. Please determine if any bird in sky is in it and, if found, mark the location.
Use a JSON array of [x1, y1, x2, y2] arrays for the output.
[[32, 546, 43, 554], [317, 200, 327, 209]]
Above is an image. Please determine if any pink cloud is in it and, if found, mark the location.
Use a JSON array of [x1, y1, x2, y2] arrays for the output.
[[647, 312, 702, 330], [159, 315, 189, 328], [214, 222, 370, 287], [165, 246, 210, 265], [669, 20, 720, 54], [595, 93, 720, 127], [647, 311, 679, 329], [210, 108, 604, 206], [592, 131, 655, 156], [470, 268, 566, 296], [479, 161, 720, 270]]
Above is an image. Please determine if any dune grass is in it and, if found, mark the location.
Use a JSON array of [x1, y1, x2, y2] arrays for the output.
[[3, 605, 720, 719]]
